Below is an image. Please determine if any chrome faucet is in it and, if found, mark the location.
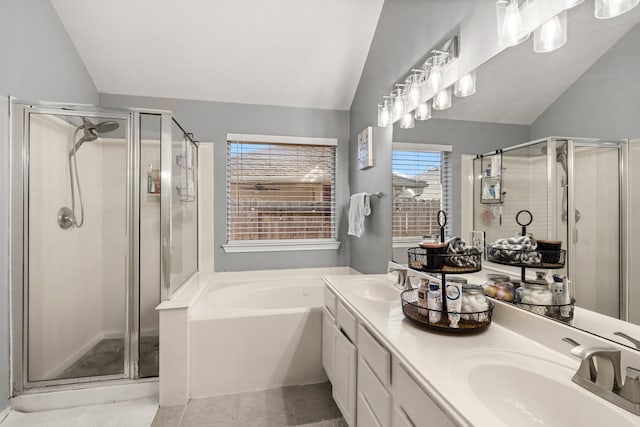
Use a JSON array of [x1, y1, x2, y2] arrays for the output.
[[387, 261, 410, 290], [563, 337, 640, 415]]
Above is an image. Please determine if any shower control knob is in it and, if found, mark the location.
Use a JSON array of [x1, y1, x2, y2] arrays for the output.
[[57, 207, 75, 230]]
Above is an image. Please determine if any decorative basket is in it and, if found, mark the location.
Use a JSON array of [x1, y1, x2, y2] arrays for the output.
[[400, 290, 493, 333], [486, 244, 566, 269], [513, 298, 575, 321], [408, 247, 482, 274]]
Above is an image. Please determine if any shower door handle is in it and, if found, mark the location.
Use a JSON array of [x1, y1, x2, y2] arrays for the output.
[[574, 228, 579, 244]]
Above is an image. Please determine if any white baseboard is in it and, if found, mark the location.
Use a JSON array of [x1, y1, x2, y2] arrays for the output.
[[11, 379, 158, 412]]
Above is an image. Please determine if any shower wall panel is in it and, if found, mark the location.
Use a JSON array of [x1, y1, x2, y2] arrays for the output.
[[28, 114, 103, 380], [475, 156, 548, 255]]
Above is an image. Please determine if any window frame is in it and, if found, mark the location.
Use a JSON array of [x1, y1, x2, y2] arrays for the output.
[[223, 133, 340, 253], [391, 142, 453, 248]]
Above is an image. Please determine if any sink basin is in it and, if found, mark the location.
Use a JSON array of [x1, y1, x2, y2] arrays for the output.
[[455, 350, 637, 427], [342, 277, 401, 302]]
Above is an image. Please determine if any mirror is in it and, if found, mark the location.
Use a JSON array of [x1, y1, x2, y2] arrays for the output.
[[391, 2, 640, 349]]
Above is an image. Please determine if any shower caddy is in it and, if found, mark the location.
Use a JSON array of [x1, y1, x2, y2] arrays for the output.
[[404, 210, 494, 333], [486, 210, 574, 320]]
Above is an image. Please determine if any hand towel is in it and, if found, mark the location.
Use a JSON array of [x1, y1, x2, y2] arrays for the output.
[[348, 193, 371, 238]]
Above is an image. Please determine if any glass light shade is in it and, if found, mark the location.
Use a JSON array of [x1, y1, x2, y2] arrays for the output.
[[433, 87, 452, 111], [415, 102, 431, 121], [377, 101, 392, 127], [497, 0, 530, 47], [427, 63, 443, 94], [534, 11, 567, 53], [564, 0, 585, 8], [399, 111, 415, 129], [391, 89, 405, 122], [454, 71, 476, 97], [595, 0, 640, 18], [406, 73, 422, 112]]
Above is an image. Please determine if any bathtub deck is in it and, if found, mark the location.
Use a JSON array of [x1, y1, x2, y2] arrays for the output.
[[151, 382, 343, 427]]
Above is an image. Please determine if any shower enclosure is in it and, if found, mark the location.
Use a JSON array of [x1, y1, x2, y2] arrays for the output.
[[10, 101, 198, 390], [472, 137, 625, 321]]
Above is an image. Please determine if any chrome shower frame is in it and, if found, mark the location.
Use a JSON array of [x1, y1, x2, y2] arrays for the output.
[[9, 99, 192, 393]]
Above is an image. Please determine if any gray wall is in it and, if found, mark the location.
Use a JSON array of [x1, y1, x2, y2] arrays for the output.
[[531, 24, 640, 140], [0, 0, 98, 409], [0, 0, 98, 104], [99, 93, 350, 271], [348, 0, 482, 274], [394, 118, 530, 235]]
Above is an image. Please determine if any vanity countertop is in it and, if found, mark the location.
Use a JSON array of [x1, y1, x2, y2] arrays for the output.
[[323, 274, 640, 427]]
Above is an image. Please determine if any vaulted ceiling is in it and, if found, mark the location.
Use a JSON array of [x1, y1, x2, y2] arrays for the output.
[[50, 0, 384, 110]]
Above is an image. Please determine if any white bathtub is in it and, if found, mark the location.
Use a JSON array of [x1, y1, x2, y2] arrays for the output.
[[189, 279, 324, 318], [187, 268, 355, 398]]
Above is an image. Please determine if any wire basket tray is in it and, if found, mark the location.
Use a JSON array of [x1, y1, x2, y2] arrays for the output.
[[407, 247, 482, 274], [513, 297, 575, 321], [401, 290, 494, 333], [486, 244, 566, 269]]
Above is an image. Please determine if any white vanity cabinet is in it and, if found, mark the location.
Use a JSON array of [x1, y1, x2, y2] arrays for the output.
[[357, 324, 392, 427], [322, 307, 336, 382], [323, 285, 457, 427], [392, 359, 455, 427], [333, 325, 357, 426], [324, 288, 357, 427]]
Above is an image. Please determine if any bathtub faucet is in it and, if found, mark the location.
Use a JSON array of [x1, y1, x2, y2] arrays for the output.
[[387, 261, 409, 290]]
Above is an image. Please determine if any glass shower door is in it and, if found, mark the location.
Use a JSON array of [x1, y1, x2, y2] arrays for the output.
[[569, 141, 622, 319], [26, 110, 130, 384]]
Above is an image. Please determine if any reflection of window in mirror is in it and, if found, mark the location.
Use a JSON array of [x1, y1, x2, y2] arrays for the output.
[[391, 143, 452, 262]]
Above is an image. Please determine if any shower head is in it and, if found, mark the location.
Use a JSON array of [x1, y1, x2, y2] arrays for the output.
[[71, 117, 120, 153], [94, 120, 119, 134], [541, 144, 568, 173]]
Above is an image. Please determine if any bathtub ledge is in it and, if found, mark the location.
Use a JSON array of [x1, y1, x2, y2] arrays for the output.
[[156, 273, 212, 311]]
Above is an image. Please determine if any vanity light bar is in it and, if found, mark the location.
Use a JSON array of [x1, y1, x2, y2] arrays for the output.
[[377, 35, 470, 128], [497, 0, 639, 55]]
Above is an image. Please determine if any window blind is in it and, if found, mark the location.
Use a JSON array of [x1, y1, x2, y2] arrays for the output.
[[392, 147, 452, 240], [227, 141, 336, 242]]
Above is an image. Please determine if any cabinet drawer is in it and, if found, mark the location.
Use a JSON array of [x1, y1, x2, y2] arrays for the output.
[[358, 324, 391, 387], [358, 356, 391, 427], [358, 391, 383, 427], [394, 363, 454, 427], [336, 302, 358, 343], [324, 287, 337, 316]]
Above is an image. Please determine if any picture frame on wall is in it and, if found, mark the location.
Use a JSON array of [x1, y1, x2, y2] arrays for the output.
[[358, 126, 373, 170]]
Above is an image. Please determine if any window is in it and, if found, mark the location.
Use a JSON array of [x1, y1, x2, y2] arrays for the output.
[[392, 143, 452, 245], [224, 133, 339, 253]]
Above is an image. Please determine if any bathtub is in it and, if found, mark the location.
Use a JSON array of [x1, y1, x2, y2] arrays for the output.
[[187, 268, 356, 398]]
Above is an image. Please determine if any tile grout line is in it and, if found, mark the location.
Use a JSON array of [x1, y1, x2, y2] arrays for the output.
[[176, 402, 187, 427]]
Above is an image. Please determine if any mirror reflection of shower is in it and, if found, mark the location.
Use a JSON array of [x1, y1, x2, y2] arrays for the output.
[[544, 144, 581, 224], [58, 117, 120, 229]]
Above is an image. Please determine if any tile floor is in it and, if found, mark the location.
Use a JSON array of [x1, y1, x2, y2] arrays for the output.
[[58, 336, 159, 380], [151, 382, 342, 427]]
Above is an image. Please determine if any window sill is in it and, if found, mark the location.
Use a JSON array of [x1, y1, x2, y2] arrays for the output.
[[223, 240, 341, 253]]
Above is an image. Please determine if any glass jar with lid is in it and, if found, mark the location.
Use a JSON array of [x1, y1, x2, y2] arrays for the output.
[[461, 284, 489, 322], [481, 274, 515, 302], [516, 280, 552, 315]]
